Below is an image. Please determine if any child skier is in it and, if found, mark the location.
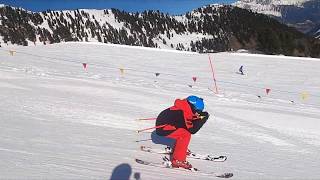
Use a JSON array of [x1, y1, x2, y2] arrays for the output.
[[155, 95, 209, 169]]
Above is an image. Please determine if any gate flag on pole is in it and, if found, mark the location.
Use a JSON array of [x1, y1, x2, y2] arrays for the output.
[[192, 77, 197, 82], [266, 88, 271, 95], [119, 68, 124, 75], [82, 63, 87, 69]]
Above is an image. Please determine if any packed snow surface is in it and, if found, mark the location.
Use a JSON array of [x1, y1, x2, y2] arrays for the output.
[[0, 42, 320, 179]]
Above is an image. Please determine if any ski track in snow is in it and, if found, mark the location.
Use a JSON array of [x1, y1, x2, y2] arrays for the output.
[[0, 42, 320, 179]]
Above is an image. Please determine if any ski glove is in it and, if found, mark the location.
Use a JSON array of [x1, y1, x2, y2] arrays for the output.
[[188, 111, 209, 134], [198, 111, 209, 122]]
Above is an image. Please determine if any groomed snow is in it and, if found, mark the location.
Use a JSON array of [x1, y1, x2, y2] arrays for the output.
[[0, 42, 319, 179]]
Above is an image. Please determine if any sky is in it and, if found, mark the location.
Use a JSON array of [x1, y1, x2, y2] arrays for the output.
[[0, 0, 237, 15]]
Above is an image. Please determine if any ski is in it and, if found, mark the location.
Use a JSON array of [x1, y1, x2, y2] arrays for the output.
[[135, 157, 233, 178], [140, 145, 227, 162]]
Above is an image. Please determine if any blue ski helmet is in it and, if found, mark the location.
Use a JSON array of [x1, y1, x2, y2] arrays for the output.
[[187, 95, 204, 111]]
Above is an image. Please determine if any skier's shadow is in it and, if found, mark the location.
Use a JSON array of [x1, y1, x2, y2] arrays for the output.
[[110, 163, 141, 180]]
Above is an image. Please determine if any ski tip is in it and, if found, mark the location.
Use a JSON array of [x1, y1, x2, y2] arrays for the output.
[[217, 173, 233, 178], [135, 158, 148, 165], [209, 155, 227, 162], [221, 156, 227, 161]]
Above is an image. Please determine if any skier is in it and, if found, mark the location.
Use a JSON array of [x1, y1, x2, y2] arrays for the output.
[[155, 95, 209, 169], [238, 65, 244, 75]]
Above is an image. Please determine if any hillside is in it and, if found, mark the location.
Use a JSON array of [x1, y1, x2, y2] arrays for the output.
[[233, 0, 320, 37], [0, 42, 320, 179], [0, 4, 319, 57]]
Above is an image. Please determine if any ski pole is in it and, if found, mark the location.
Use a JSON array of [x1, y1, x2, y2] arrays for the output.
[[136, 124, 167, 133], [135, 117, 157, 121], [135, 138, 152, 142]]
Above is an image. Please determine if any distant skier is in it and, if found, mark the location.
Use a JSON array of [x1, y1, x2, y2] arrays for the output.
[[238, 65, 244, 75], [155, 95, 209, 169]]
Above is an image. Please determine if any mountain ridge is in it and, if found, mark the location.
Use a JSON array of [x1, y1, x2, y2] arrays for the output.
[[233, 0, 320, 37], [0, 4, 319, 57]]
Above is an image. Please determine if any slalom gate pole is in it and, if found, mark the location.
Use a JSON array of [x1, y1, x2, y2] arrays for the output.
[[135, 117, 157, 121], [208, 55, 219, 94], [136, 124, 167, 133]]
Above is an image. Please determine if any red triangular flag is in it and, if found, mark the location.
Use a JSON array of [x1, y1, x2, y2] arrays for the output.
[[266, 88, 271, 95], [192, 77, 197, 82], [82, 63, 87, 69]]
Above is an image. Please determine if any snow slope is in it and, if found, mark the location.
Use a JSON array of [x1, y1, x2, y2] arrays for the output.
[[0, 42, 320, 179]]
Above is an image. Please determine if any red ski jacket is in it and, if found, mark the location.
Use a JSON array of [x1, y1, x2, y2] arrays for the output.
[[156, 99, 209, 136]]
